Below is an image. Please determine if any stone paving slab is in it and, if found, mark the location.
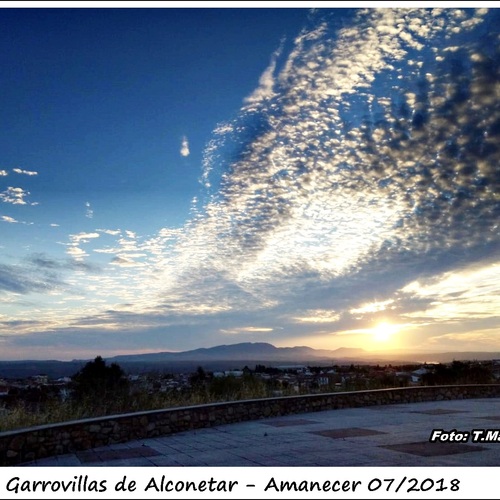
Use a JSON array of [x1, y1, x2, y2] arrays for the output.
[[380, 441, 488, 457], [408, 408, 470, 415], [77, 445, 161, 463], [262, 418, 322, 427], [21, 397, 500, 467], [311, 427, 388, 439]]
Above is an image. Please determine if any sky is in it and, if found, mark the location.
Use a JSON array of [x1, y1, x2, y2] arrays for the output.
[[0, 5, 499, 361]]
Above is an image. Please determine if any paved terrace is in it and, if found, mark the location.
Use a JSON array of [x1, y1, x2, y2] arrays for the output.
[[23, 397, 500, 467]]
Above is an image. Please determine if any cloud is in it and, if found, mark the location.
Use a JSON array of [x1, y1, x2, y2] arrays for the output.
[[0, 262, 63, 294], [149, 8, 499, 335], [0, 170, 7, 176], [180, 136, 190, 157], [70, 232, 100, 244], [243, 43, 283, 109], [110, 256, 145, 267], [350, 300, 396, 316], [400, 262, 500, 323], [293, 309, 340, 324], [220, 326, 274, 335], [26, 253, 100, 275], [13, 168, 38, 176], [66, 246, 88, 260], [85, 201, 93, 219], [97, 228, 121, 236], [65, 232, 100, 261], [1, 215, 33, 225], [1, 215, 19, 223], [427, 327, 500, 350], [0, 187, 36, 205], [73, 2, 496, 346]]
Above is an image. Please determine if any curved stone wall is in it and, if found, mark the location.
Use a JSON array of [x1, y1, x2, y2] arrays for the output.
[[2, 384, 500, 466]]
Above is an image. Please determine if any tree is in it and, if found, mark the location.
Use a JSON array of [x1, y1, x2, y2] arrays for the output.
[[189, 366, 209, 387], [71, 356, 129, 400], [422, 361, 493, 385]]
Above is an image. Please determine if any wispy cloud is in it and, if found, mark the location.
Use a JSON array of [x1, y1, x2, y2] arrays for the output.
[[221, 326, 274, 335], [66, 246, 88, 260], [0, 187, 36, 205], [85, 201, 93, 219], [110, 255, 145, 267], [13, 168, 38, 176], [350, 300, 396, 316], [180, 136, 190, 157], [293, 310, 340, 324], [401, 262, 500, 323], [0, 215, 32, 225], [70, 232, 100, 244], [97, 228, 121, 236], [28, 253, 99, 273], [243, 43, 283, 109], [66, 232, 100, 261], [0, 262, 62, 294], [428, 327, 500, 350], [1, 215, 19, 223]]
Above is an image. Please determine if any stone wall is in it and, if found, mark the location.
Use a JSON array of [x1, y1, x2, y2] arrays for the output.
[[2, 384, 500, 466]]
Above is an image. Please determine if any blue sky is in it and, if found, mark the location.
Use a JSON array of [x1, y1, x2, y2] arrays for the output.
[[1, 6, 500, 361]]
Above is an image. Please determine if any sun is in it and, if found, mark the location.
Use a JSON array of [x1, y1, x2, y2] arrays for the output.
[[371, 321, 400, 342]]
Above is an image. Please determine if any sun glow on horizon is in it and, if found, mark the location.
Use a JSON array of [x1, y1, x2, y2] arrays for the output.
[[371, 321, 400, 343]]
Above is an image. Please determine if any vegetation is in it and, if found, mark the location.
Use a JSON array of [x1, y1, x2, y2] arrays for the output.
[[0, 358, 497, 432], [421, 360, 494, 385], [71, 356, 129, 400], [0, 362, 281, 432]]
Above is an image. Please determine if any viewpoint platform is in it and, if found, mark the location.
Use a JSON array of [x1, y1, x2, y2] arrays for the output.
[[22, 397, 500, 467]]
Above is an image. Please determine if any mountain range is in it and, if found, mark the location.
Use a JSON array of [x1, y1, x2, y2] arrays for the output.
[[1, 342, 499, 379], [108, 342, 365, 363]]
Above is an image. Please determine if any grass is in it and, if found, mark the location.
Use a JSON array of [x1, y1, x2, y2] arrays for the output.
[[0, 380, 295, 433]]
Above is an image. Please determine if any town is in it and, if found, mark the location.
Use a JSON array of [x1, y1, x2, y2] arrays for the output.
[[1, 357, 498, 433]]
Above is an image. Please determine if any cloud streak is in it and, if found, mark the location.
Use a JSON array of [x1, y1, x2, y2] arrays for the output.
[[1, 215, 19, 223], [13, 168, 38, 176]]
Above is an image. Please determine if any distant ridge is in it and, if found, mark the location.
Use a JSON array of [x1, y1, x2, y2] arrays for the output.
[[106, 342, 367, 363], [0, 342, 499, 378], [105, 343, 500, 367]]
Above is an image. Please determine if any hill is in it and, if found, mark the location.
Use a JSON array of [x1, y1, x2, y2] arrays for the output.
[[107, 342, 366, 363], [0, 342, 499, 378]]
